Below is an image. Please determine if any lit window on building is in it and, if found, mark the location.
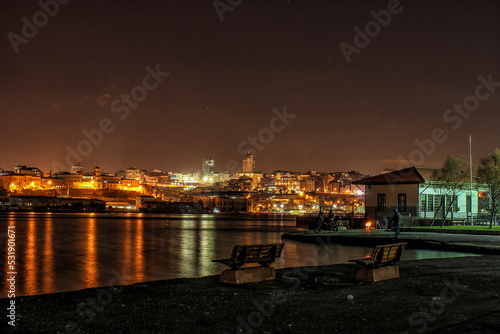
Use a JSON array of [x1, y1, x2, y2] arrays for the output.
[[377, 194, 386, 211]]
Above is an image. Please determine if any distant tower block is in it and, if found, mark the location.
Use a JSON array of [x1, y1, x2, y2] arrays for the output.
[[202, 156, 214, 176], [242, 152, 255, 173], [94, 166, 102, 177], [71, 163, 84, 175]]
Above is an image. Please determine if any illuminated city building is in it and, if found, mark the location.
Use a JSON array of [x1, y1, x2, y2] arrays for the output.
[[242, 152, 255, 173], [126, 167, 142, 180], [202, 156, 214, 176], [1, 174, 41, 190], [14, 164, 41, 176], [71, 164, 84, 175], [274, 171, 300, 192], [143, 171, 170, 186], [56, 172, 83, 188], [327, 181, 340, 193], [300, 178, 316, 192], [41, 177, 64, 189], [214, 194, 248, 213]]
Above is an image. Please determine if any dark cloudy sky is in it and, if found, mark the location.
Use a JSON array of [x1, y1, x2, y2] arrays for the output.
[[1, 0, 499, 174]]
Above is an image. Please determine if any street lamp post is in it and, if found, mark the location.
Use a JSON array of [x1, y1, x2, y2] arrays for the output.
[[469, 134, 473, 225]]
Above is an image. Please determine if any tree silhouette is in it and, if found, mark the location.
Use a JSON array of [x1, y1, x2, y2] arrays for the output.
[[431, 155, 468, 227], [477, 149, 500, 228]]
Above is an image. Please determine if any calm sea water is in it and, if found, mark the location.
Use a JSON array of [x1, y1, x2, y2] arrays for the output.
[[0, 213, 477, 298]]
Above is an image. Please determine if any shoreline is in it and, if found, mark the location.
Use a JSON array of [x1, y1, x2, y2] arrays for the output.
[[2, 255, 500, 333], [0, 212, 298, 221]]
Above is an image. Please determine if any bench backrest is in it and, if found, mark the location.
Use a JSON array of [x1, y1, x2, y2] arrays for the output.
[[370, 243, 407, 263], [231, 243, 285, 262]]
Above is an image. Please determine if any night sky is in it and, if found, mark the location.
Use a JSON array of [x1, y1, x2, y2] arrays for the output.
[[1, 0, 499, 174]]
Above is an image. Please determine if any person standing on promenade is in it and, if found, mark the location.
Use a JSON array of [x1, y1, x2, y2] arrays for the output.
[[392, 209, 401, 238]]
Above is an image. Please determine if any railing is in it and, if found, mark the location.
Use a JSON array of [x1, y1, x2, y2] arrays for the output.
[[296, 216, 351, 228]]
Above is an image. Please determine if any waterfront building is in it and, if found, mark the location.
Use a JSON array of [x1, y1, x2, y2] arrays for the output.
[[354, 166, 488, 225], [5, 196, 106, 212], [215, 193, 248, 213], [0, 173, 41, 191], [73, 170, 142, 192], [135, 195, 157, 209]]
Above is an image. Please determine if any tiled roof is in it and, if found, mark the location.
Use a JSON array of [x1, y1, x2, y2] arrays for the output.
[[414, 167, 440, 182], [354, 167, 438, 185], [355, 166, 483, 185]]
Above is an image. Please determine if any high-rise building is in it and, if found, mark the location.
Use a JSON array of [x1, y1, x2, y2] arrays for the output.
[[242, 152, 255, 173], [202, 156, 214, 176], [71, 164, 84, 175]]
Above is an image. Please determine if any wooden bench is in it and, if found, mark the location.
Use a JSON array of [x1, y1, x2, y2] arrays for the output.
[[349, 243, 407, 269], [452, 220, 466, 226], [349, 243, 407, 282], [212, 243, 285, 270]]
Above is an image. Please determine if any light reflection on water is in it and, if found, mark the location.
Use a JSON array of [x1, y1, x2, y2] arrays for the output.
[[42, 216, 54, 295], [83, 218, 98, 289], [25, 216, 37, 296], [0, 213, 478, 298]]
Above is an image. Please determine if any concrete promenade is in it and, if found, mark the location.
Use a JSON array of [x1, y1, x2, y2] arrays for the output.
[[282, 229, 500, 254]]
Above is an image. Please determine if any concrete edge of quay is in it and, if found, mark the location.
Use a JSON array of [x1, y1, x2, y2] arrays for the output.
[[281, 230, 500, 255], [400, 227, 500, 235]]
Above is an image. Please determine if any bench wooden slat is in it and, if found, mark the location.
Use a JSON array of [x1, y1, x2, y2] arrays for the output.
[[349, 243, 407, 269], [213, 243, 285, 270]]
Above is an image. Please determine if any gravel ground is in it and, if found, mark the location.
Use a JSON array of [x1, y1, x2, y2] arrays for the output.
[[2, 255, 500, 333]]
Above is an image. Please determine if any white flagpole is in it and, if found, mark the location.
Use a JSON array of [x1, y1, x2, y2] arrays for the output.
[[469, 134, 473, 225]]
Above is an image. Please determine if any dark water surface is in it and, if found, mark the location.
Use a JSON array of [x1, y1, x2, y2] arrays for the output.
[[0, 213, 478, 298]]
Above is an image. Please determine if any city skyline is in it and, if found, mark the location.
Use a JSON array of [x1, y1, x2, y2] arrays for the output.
[[1, 1, 499, 174], [2, 158, 365, 176]]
